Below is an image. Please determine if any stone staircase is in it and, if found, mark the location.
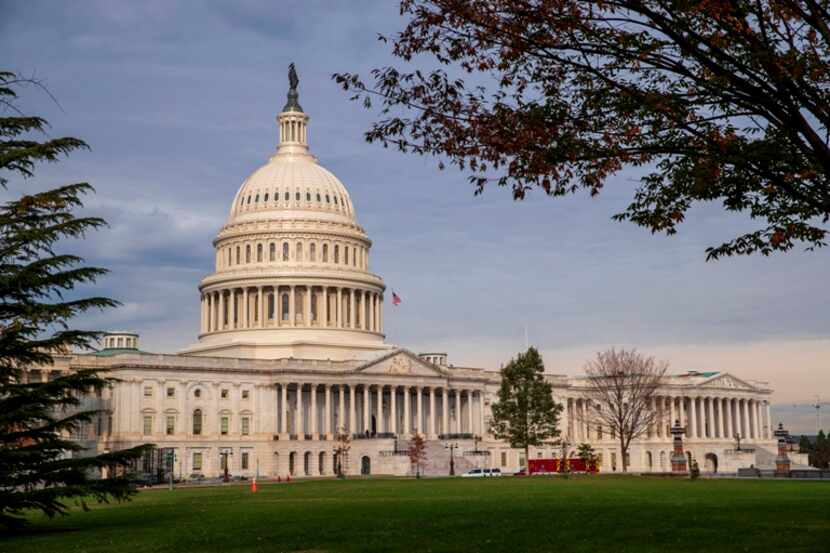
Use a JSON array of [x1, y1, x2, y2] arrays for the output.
[[407, 438, 488, 476]]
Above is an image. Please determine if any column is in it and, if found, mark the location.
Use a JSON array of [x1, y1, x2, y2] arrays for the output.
[[218, 290, 225, 329], [257, 287, 264, 327], [378, 294, 383, 333], [363, 385, 370, 433], [415, 386, 422, 435], [241, 288, 248, 328], [325, 384, 332, 436], [690, 396, 698, 439], [705, 397, 713, 439], [288, 285, 296, 327], [766, 401, 772, 440], [560, 396, 569, 439], [304, 285, 312, 327], [296, 383, 304, 437], [741, 398, 749, 439], [391, 386, 397, 434], [311, 384, 318, 438], [338, 385, 345, 433], [205, 293, 211, 332], [756, 400, 763, 439], [752, 399, 759, 439], [228, 288, 236, 329], [347, 384, 355, 433], [669, 397, 676, 431], [725, 398, 733, 438], [454, 389, 461, 433], [429, 387, 436, 438], [280, 384, 288, 434], [376, 385, 383, 433], [321, 287, 328, 328], [442, 388, 449, 435], [367, 291, 374, 332], [403, 387, 411, 435], [349, 289, 355, 329], [336, 288, 342, 328], [467, 390, 474, 435]]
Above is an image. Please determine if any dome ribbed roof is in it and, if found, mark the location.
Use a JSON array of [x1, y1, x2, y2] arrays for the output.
[[228, 156, 356, 225]]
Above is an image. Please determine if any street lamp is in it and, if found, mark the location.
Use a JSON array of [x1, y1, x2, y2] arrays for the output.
[[220, 449, 233, 483], [445, 442, 458, 476]]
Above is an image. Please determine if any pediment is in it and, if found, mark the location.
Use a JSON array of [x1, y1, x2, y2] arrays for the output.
[[354, 350, 448, 377], [699, 373, 757, 391]]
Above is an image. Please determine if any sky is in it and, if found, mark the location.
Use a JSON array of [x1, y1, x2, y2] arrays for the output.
[[2, 0, 828, 433]]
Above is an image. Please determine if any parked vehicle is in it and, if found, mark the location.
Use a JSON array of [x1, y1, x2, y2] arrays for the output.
[[461, 468, 502, 477]]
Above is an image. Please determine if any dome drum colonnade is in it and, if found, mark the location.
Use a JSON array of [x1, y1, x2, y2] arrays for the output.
[[271, 382, 485, 440], [200, 284, 383, 335], [562, 394, 773, 442]]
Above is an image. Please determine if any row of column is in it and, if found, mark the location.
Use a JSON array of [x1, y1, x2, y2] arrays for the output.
[[275, 383, 484, 439], [201, 285, 382, 334], [564, 396, 773, 442]]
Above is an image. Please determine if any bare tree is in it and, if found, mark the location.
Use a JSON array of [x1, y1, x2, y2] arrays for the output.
[[579, 349, 668, 472]]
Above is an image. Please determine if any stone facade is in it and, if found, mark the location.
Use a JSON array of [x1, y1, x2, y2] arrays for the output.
[[31, 75, 782, 479]]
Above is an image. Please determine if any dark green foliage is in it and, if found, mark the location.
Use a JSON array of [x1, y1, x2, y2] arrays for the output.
[[808, 430, 830, 468], [0, 71, 150, 528], [798, 435, 812, 454], [489, 347, 562, 466]]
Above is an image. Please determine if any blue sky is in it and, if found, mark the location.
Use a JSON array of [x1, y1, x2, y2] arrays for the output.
[[2, 0, 829, 432]]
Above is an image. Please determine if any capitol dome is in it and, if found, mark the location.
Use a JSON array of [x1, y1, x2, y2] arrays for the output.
[[181, 67, 391, 361]]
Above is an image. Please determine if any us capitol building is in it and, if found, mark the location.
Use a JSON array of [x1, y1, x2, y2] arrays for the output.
[[39, 72, 785, 479]]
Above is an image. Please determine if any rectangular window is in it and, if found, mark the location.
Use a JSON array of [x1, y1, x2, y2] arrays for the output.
[[221, 416, 229, 435], [221, 389, 229, 399], [166, 416, 175, 435], [501, 452, 507, 467], [143, 415, 153, 436], [166, 387, 175, 398], [193, 452, 203, 471], [241, 452, 250, 470], [241, 390, 250, 400], [241, 417, 250, 436], [143, 386, 153, 397]]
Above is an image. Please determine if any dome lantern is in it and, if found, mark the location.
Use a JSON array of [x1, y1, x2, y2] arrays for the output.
[[276, 63, 310, 157]]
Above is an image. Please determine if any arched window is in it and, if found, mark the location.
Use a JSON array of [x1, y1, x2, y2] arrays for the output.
[[254, 194, 259, 203], [236, 246, 240, 265], [264, 193, 269, 202], [316, 192, 321, 202], [193, 409, 203, 435], [268, 293, 275, 320], [306, 191, 311, 202], [227, 248, 231, 266], [310, 243, 316, 262], [269, 243, 276, 262], [281, 293, 289, 321], [333, 195, 338, 205], [322, 244, 328, 262], [282, 242, 289, 261], [344, 246, 349, 265], [245, 245, 251, 263], [325, 194, 330, 203], [295, 191, 300, 201], [296, 242, 303, 261], [257, 244, 263, 262], [334, 245, 339, 264], [246, 195, 251, 204], [284, 191, 289, 201]]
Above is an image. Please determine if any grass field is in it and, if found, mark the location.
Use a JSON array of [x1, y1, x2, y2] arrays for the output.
[[3, 476, 829, 552]]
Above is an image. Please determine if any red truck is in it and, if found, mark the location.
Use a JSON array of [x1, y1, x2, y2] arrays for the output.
[[519, 458, 599, 475]]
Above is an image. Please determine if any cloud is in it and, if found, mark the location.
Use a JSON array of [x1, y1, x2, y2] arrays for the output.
[[2, 0, 828, 411]]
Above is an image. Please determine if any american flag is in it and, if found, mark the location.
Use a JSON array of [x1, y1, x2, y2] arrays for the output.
[[391, 291, 401, 305]]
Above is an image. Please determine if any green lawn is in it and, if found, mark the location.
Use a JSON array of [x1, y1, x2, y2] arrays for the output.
[[3, 476, 829, 552]]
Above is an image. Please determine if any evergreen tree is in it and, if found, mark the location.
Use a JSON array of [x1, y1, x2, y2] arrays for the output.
[[798, 435, 812, 454], [814, 430, 830, 469], [489, 347, 562, 469], [0, 71, 150, 528]]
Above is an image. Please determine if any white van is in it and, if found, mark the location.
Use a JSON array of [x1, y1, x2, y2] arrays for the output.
[[461, 468, 502, 478]]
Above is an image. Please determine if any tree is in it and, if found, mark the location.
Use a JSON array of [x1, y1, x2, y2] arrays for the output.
[[0, 71, 150, 528], [332, 426, 352, 478], [580, 348, 667, 472], [335, 0, 830, 259], [812, 429, 830, 468], [798, 434, 813, 454], [489, 347, 562, 471], [576, 442, 598, 472], [408, 433, 428, 478]]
